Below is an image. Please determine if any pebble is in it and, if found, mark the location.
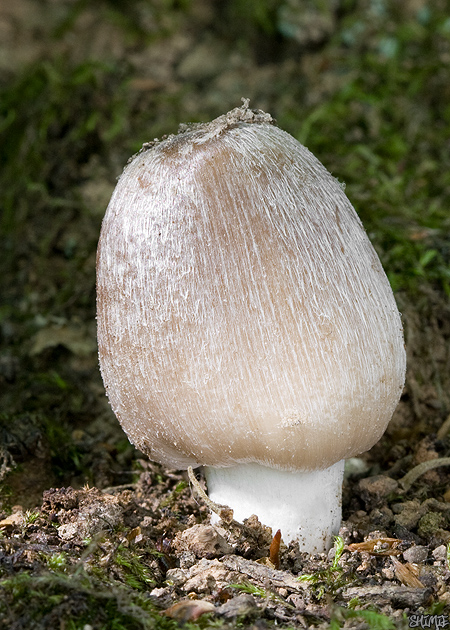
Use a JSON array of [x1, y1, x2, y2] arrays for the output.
[[216, 594, 258, 618], [174, 524, 234, 558], [403, 546, 428, 564], [432, 544, 447, 562], [358, 475, 399, 508]]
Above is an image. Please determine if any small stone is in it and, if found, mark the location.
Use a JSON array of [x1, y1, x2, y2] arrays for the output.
[[174, 524, 234, 558], [178, 551, 197, 569], [392, 499, 421, 514], [432, 544, 447, 562], [343, 584, 432, 608], [403, 546, 428, 564], [57, 498, 123, 541], [0, 511, 24, 530], [327, 546, 337, 563], [216, 593, 258, 618], [369, 506, 394, 529], [358, 475, 398, 508], [149, 587, 174, 608], [166, 568, 186, 587], [286, 593, 306, 609], [57, 522, 79, 541], [393, 501, 425, 530], [382, 567, 395, 580], [166, 558, 241, 594], [419, 571, 437, 589]]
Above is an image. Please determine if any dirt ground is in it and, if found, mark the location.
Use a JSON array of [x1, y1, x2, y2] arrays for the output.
[[1, 1, 450, 629]]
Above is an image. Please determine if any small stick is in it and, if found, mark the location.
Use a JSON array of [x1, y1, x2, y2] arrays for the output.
[[398, 457, 450, 492], [187, 466, 234, 522], [437, 413, 450, 440]]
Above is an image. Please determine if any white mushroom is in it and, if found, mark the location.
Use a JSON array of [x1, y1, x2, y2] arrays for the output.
[[96, 101, 406, 552]]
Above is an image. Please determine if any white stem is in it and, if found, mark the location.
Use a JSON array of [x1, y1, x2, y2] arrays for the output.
[[204, 460, 344, 552]]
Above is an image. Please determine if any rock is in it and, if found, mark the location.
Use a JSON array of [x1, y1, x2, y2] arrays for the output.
[[58, 522, 79, 541], [286, 593, 306, 609], [166, 553, 308, 597], [403, 546, 428, 564], [221, 555, 306, 593], [358, 475, 398, 509], [173, 524, 234, 558], [58, 496, 123, 541], [0, 510, 24, 530], [42, 487, 124, 541], [216, 593, 258, 618], [342, 584, 433, 608], [393, 500, 426, 530], [178, 550, 197, 569], [166, 558, 242, 594], [369, 506, 394, 529], [149, 586, 173, 609], [418, 570, 437, 589], [432, 544, 447, 562]]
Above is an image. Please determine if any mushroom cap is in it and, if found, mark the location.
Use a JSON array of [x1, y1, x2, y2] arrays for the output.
[[97, 104, 406, 472]]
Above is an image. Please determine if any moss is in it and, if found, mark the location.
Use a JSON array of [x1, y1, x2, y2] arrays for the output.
[[159, 481, 189, 509], [330, 606, 396, 630], [1, 59, 128, 238], [418, 512, 445, 538], [297, 536, 348, 600], [0, 570, 178, 630], [114, 545, 157, 591], [277, 5, 450, 297]]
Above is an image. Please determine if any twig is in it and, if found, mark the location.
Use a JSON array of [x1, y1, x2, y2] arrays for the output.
[[187, 466, 234, 522], [437, 413, 450, 440], [398, 457, 450, 492]]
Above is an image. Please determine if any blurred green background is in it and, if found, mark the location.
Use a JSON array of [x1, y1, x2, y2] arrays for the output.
[[1, 0, 449, 502]]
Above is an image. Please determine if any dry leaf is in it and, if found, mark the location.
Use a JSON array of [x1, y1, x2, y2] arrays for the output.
[[347, 538, 402, 556], [391, 557, 424, 588], [124, 526, 143, 545]]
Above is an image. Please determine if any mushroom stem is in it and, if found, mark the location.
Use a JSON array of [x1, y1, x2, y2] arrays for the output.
[[204, 460, 345, 552]]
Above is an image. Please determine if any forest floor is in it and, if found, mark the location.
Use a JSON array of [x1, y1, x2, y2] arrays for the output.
[[1, 1, 450, 628]]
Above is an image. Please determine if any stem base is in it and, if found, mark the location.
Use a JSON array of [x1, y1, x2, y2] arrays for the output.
[[204, 461, 344, 552]]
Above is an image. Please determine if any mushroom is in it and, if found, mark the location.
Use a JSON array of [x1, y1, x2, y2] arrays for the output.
[[96, 100, 406, 552]]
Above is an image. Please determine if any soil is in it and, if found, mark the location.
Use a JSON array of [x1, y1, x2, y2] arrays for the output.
[[1, 1, 450, 629]]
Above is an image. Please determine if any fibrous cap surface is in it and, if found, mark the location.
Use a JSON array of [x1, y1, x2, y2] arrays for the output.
[[97, 101, 406, 471]]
